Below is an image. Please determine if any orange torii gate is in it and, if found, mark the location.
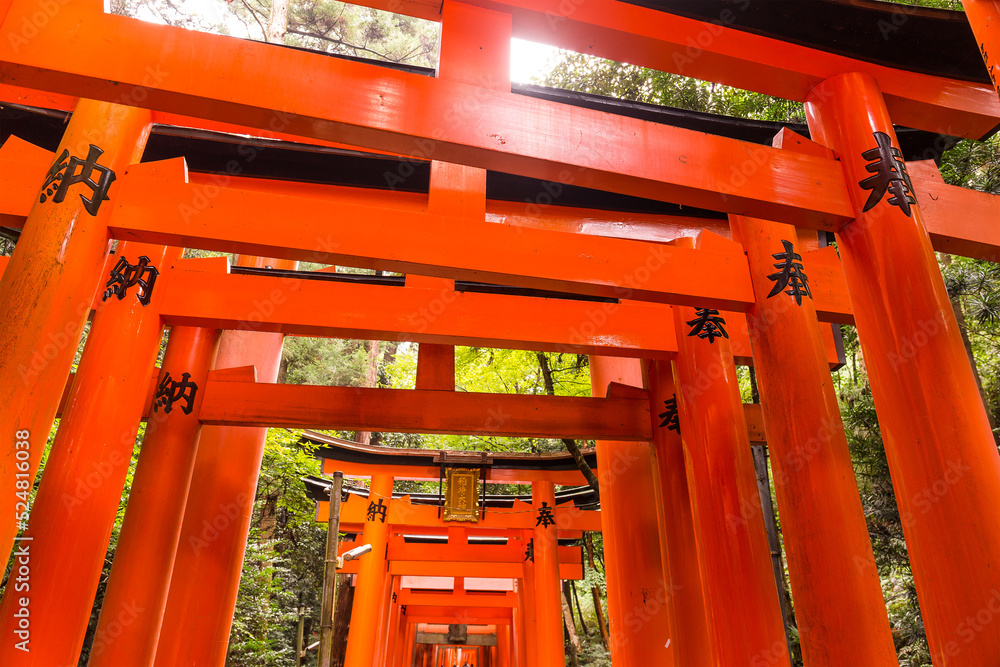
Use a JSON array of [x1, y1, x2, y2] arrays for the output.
[[301, 442, 599, 667], [3, 0, 1000, 666]]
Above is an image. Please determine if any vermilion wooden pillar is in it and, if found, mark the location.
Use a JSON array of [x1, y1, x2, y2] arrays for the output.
[[90, 325, 220, 667], [642, 359, 711, 664], [0, 240, 177, 666], [394, 617, 412, 667], [531, 480, 564, 667], [964, 2, 1000, 100], [0, 100, 151, 562], [806, 72, 1000, 664], [496, 623, 510, 667], [383, 579, 402, 667], [519, 529, 539, 660], [514, 576, 530, 667], [344, 474, 394, 667], [153, 255, 296, 667], [379, 575, 401, 666], [671, 258, 789, 664], [589, 356, 674, 664], [729, 213, 897, 664]]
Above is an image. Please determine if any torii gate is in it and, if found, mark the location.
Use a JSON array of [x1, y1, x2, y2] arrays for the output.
[[301, 434, 598, 667], [321, 488, 594, 667], [3, 0, 1000, 666]]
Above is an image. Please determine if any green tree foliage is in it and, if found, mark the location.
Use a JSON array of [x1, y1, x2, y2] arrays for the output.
[[227, 430, 327, 666], [541, 51, 804, 122], [112, 0, 439, 66]]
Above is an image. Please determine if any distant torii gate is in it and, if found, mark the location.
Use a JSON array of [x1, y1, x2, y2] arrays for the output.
[[4, 1, 1000, 666]]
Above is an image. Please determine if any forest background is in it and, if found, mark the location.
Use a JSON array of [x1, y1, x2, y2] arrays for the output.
[[0, 0, 996, 665]]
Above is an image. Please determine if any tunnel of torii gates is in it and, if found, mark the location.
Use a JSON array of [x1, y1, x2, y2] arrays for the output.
[[298, 433, 602, 667], [6, 0, 1000, 665]]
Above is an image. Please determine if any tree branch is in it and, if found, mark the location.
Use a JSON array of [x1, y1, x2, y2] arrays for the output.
[[536, 352, 600, 497], [286, 27, 398, 62]]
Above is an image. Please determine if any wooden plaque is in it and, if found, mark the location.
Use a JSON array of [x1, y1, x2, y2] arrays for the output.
[[444, 467, 480, 522]]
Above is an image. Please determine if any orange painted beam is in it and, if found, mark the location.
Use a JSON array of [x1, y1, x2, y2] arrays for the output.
[[390, 541, 525, 564], [407, 607, 512, 621], [0, 5, 854, 228], [325, 495, 602, 532], [156, 263, 846, 363], [398, 591, 519, 609], [388, 561, 583, 580], [3, 137, 993, 279], [911, 159, 1000, 263], [157, 264, 678, 359], [348, 0, 999, 138], [408, 616, 511, 627], [313, 402, 765, 484], [199, 379, 652, 440], [0, 135, 52, 227], [0, 83, 409, 158], [111, 160, 759, 311], [388, 541, 582, 567], [111, 162, 856, 322], [325, 461, 588, 486]]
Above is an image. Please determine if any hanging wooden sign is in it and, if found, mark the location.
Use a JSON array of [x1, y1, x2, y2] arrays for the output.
[[444, 467, 480, 522]]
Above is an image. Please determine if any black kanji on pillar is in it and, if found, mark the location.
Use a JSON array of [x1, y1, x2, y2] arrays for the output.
[[367, 498, 387, 523], [859, 131, 916, 217], [535, 502, 556, 528], [658, 395, 680, 433], [766, 240, 812, 306], [152, 372, 199, 415], [524, 538, 535, 562], [686, 308, 729, 344], [39, 144, 117, 216], [103, 255, 159, 307]]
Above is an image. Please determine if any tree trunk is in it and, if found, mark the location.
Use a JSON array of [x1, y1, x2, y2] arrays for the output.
[[266, 0, 289, 44], [562, 589, 581, 667], [571, 580, 589, 636], [751, 443, 797, 662], [591, 586, 610, 651], [951, 294, 997, 435], [535, 352, 600, 497], [562, 581, 576, 629], [331, 574, 354, 667], [353, 340, 381, 445]]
